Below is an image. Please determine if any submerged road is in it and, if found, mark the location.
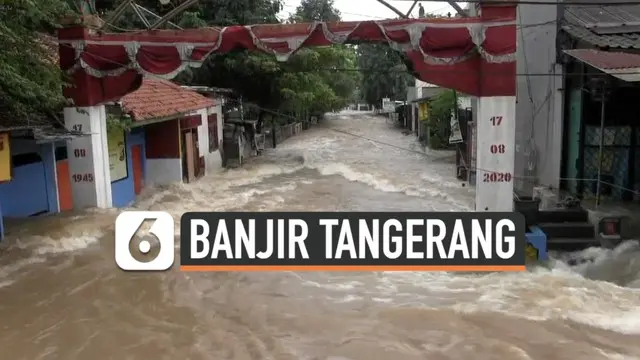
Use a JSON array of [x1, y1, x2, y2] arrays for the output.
[[0, 112, 639, 360]]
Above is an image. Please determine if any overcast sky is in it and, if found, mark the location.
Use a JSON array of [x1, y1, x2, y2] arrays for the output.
[[278, 0, 464, 21]]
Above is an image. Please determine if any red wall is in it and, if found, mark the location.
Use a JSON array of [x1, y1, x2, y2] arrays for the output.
[[145, 119, 180, 159]]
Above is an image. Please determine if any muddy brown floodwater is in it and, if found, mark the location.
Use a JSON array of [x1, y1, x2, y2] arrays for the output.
[[0, 112, 639, 360]]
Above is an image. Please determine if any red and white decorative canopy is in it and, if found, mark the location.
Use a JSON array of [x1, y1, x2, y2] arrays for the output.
[[58, 6, 516, 106]]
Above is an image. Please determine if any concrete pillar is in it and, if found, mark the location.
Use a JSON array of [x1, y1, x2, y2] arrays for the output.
[[475, 96, 517, 211], [64, 106, 112, 209]]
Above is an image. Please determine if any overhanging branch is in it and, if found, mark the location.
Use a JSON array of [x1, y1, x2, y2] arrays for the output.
[[150, 0, 199, 30], [100, 0, 130, 29]]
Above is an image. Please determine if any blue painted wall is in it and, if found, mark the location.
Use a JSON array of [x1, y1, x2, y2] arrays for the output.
[[0, 138, 60, 220], [41, 143, 59, 214], [111, 128, 146, 208]]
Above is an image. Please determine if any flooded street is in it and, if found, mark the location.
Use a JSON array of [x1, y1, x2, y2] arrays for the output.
[[0, 112, 639, 360]]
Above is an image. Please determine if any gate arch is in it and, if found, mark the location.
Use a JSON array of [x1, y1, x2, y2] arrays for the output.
[[56, 2, 517, 213]]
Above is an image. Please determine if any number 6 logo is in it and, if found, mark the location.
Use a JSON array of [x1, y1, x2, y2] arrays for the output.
[[115, 211, 175, 271]]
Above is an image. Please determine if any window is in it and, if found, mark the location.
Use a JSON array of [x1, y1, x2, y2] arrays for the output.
[[12, 152, 42, 167], [208, 114, 218, 152], [55, 145, 68, 161]]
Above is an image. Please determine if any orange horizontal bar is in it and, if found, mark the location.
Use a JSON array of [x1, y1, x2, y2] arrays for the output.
[[180, 265, 526, 272]]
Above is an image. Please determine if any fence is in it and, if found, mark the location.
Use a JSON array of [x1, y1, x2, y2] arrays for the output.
[[582, 125, 638, 201], [263, 122, 305, 148]]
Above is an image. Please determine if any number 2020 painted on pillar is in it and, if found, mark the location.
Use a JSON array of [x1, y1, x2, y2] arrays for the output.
[[485, 116, 510, 182], [482, 172, 512, 182]]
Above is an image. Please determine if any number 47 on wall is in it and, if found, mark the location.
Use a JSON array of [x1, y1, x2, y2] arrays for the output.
[[489, 116, 503, 126]]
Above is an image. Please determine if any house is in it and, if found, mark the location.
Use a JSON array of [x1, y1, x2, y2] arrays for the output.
[[63, 78, 220, 209], [509, 0, 640, 208], [181, 86, 233, 169], [0, 126, 80, 239], [406, 80, 452, 133], [406, 80, 471, 143], [559, 3, 640, 204], [0, 34, 82, 240]]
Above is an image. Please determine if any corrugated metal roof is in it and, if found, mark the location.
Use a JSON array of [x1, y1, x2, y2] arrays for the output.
[[563, 24, 640, 48], [563, 49, 640, 81], [33, 127, 85, 143], [563, 2, 640, 49]]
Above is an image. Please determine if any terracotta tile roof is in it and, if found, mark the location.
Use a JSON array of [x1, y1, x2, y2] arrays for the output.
[[121, 78, 215, 121]]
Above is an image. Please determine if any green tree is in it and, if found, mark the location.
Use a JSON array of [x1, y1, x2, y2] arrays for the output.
[[425, 89, 457, 149], [98, 0, 358, 121], [289, 0, 340, 22], [0, 0, 75, 127], [277, 0, 359, 117], [356, 44, 413, 107]]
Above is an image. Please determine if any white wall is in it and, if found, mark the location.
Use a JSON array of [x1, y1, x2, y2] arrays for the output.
[[515, 3, 563, 194], [197, 98, 224, 174], [415, 79, 438, 89], [147, 158, 182, 185]]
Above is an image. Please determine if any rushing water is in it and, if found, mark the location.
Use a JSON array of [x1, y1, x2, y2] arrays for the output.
[[0, 112, 639, 360]]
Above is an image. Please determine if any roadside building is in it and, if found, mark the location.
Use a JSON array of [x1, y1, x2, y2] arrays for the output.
[[0, 34, 81, 240], [182, 86, 233, 172], [64, 78, 218, 209]]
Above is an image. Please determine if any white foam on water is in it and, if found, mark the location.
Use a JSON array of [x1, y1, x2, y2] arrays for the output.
[[0, 256, 48, 286], [598, 349, 640, 360], [444, 267, 640, 334], [29, 232, 104, 255], [2, 111, 639, 357]]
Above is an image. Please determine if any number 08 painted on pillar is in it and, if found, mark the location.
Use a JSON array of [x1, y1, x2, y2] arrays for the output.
[[475, 97, 517, 212]]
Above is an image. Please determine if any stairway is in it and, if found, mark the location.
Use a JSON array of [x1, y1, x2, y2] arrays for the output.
[[536, 209, 600, 251], [516, 197, 601, 252]]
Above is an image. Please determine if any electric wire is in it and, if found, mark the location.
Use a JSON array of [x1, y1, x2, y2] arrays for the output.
[[51, 33, 640, 196], [221, 97, 640, 196], [392, 0, 640, 5]]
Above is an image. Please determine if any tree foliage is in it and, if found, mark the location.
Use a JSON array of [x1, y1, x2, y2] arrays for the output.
[[288, 0, 340, 23], [356, 44, 413, 107], [101, 0, 358, 119], [0, 0, 75, 127], [1, 0, 418, 129], [355, 11, 451, 108], [425, 89, 457, 149]]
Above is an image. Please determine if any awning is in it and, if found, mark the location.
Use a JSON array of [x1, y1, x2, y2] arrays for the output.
[[564, 49, 640, 82], [410, 96, 433, 103], [33, 127, 86, 143]]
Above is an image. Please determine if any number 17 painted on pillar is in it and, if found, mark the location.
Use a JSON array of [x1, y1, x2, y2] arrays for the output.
[[490, 116, 502, 126]]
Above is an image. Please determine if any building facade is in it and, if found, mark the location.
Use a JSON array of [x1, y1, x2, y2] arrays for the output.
[[63, 78, 221, 210]]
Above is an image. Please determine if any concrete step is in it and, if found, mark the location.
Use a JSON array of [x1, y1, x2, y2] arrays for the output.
[[537, 209, 589, 223], [538, 222, 595, 239], [547, 237, 601, 252]]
